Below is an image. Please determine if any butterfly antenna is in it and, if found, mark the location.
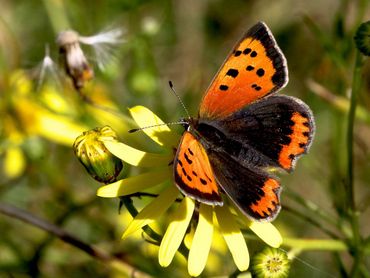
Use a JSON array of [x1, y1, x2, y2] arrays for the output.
[[129, 81, 190, 133], [128, 121, 187, 133], [169, 81, 191, 119]]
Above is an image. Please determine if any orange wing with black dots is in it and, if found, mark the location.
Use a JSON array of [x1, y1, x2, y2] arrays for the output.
[[174, 132, 223, 205], [199, 22, 288, 119]]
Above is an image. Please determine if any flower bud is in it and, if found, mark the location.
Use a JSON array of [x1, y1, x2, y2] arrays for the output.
[[251, 247, 290, 278], [355, 21, 370, 56], [73, 126, 123, 183]]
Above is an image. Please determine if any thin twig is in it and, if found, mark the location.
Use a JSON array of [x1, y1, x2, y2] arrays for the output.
[[283, 205, 341, 239], [0, 202, 152, 278], [284, 190, 340, 231], [28, 198, 98, 276]]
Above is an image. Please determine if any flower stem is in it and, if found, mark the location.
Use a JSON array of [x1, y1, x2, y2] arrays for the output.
[[42, 0, 70, 32], [241, 231, 370, 254], [346, 51, 362, 214], [285, 190, 340, 232], [346, 50, 363, 277], [121, 196, 189, 258], [282, 238, 347, 252]]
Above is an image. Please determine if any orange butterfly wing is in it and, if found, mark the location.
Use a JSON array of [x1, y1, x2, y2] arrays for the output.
[[174, 132, 222, 205], [199, 22, 288, 119]]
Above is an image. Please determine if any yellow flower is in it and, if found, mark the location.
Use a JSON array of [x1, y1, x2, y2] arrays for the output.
[[251, 247, 290, 278], [96, 106, 283, 276]]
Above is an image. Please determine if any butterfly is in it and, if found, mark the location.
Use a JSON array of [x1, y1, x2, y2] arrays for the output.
[[173, 22, 315, 222]]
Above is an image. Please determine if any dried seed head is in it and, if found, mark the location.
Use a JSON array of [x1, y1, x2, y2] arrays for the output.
[[56, 30, 94, 90], [56, 30, 80, 47]]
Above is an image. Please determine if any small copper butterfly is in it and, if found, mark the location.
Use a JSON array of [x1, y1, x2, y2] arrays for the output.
[[173, 22, 315, 221]]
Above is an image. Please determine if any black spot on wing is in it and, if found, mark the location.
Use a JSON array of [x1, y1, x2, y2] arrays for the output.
[[245, 22, 287, 89], [200, 178, 207, 185], [251, 84, 261, 91], [234, 50, 242, 56], [184, 153, 193, 164], [256, 68, 265, 77], [219, 85, 229, 91], [246, 65, 254, 71], [226, 68, 239, 78], [243, 48, 251, 55]]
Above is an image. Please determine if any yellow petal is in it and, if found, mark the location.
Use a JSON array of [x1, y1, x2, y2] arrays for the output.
[[248, 221, 282, 248], [40, 85, 73, 115], [159, 197, 195, 267], [4, 147, 26, 179], [215, 206, 249, 271], [129, 106, 181, 147], [188, 204, 213, 277], [97, 167, 171, 197], [15, 98, 87, 146], [104, 140, 172, 167], [122, 186, 179, 239]]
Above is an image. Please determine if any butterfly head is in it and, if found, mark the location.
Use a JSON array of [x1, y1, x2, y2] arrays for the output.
[[179, 117, 198, 131]]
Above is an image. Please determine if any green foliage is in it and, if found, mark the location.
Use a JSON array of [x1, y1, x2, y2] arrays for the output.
[[0, 0, 370, 277]]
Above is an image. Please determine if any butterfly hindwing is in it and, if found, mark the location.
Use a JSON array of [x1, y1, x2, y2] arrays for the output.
[[198, 95, 315, 172], [199, 22, 288, 119], [174, 131, 223, 205], [207, 149, 281, 221]]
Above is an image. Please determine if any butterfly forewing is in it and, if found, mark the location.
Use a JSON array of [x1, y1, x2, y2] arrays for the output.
[[174, 132, 223, 205], [199, 22, 288, 119], [207, 150, 281, 221]]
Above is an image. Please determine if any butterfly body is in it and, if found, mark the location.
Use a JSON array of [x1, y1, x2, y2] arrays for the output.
[[173, 22, 315, 222]]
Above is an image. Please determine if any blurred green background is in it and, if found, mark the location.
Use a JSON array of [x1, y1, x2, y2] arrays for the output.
[[0, 0, 369, 277]]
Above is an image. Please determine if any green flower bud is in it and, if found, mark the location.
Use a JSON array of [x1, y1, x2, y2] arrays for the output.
[[73, 126, 123, 184], [251, 247, 290, 278], [355, 21, 370, 56]]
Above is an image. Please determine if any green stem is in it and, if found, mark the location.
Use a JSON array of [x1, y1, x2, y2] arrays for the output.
[[121, 196, 189, 258], [333, 252, 349, 277], [346, 51, 362, 214], [282, 238, 347, 252], [42, 0, 70, 33], [285, 190, 340, 231], [283, 205, 340, 239], [242, 231, 364, 253], [346, 50, 363, 277]]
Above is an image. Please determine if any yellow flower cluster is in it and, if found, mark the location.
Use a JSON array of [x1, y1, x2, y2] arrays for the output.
[[88, 106, 283, 276]]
